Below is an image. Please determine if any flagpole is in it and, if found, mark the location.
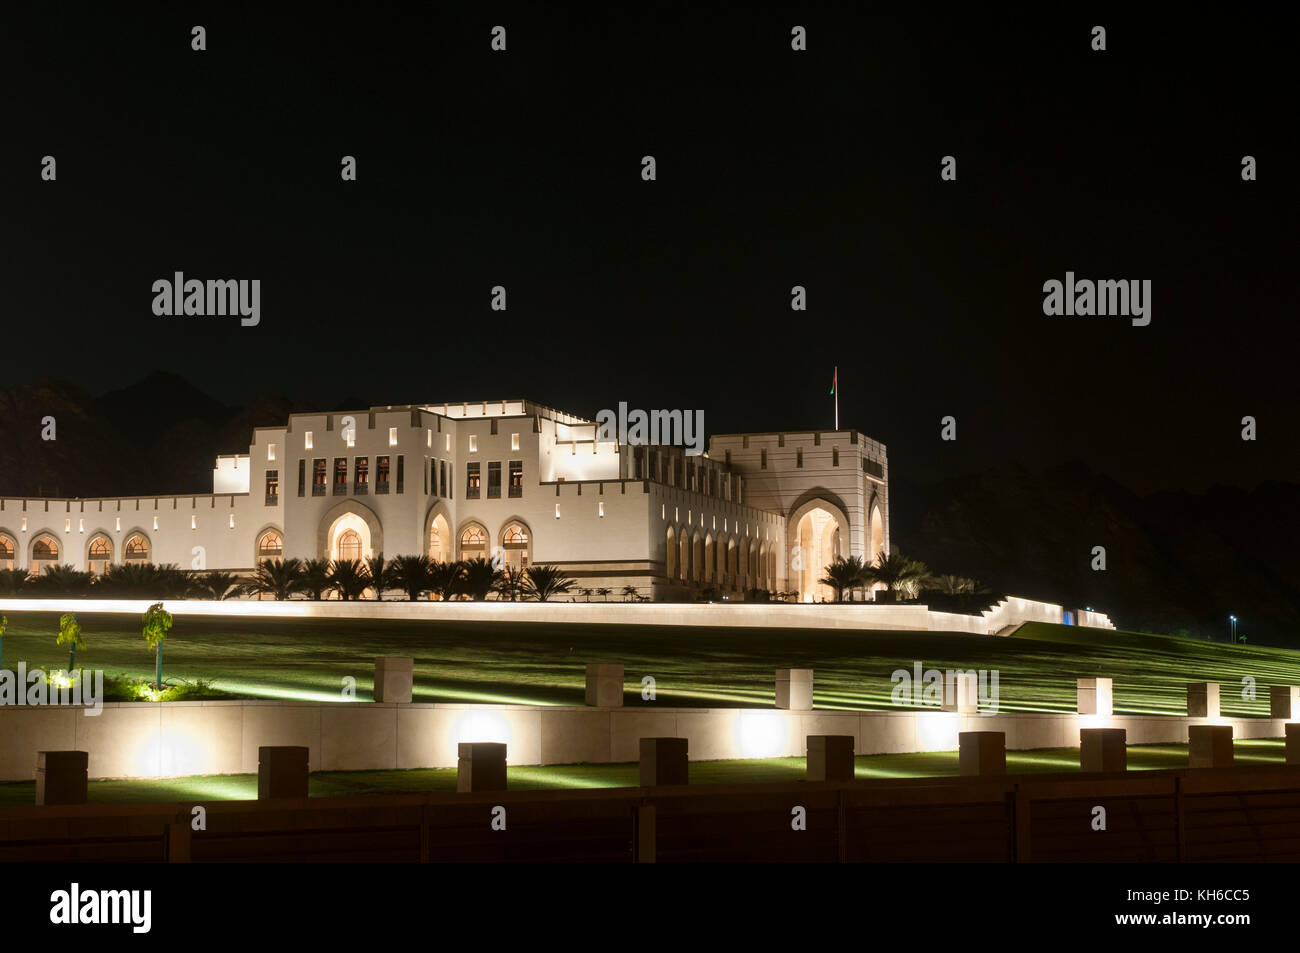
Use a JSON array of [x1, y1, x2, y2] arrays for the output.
[[834, 365, 838, 430]]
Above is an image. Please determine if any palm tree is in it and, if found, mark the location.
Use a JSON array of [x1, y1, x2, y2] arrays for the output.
[[428, 560, 465, 601], [525, 565, 575, 602], [389, 554, 432, 601], [622, 585, 639, 602], [328, 559, 370, 601], [245, 558, 304, 601], [0, 568, 28, 596], [191, 570, 243, 600], [459, 558, 501, 601], [579, 587, 593, 603], [494, 565, 528, 602], [933, 574, 978, 595], [818, 555, 867, 603], [596, 587, 612, 602], [29, 565, 94, 597], [365, 553, 391, 600], [863, 551, 929, 600], [299, 558, 332, 600]]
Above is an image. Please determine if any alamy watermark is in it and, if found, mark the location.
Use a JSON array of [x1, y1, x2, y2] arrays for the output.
[[1042, 272, 1150, 327], [152, 272, 260, 326], [0, 664, 104, 715], [891, 662, 1000, 714], [596, 402, 705, 455]]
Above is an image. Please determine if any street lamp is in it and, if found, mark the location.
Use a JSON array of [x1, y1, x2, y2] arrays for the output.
[[1230, 615, 1237, 643]]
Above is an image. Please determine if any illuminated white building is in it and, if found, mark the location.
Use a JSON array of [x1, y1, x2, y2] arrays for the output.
[[0, 400, 889, 602]]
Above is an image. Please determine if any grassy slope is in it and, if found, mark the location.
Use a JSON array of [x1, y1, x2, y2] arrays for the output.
[[0, 611, 1296, 714]]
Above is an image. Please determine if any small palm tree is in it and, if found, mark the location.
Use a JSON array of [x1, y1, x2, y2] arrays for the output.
[[818, 555, 867, 603], [622, 585, 639, 602], [579, 587, 593, 602], [526, 565, 575, 602], [299, 558, 332, 600], [493, 565, 528, 602], [596, 587, 612, 602], [390, 554, 432, 601], [328, 559, 370, 601], [864, 551, 929, 599], [428, 560, 465, 601], [459, 558, 502, 601], [365, 553, 391, 600], [245, 558, 304, 601], [191, 570, 243, 600]]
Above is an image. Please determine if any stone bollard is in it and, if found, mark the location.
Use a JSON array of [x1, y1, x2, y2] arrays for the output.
[[941, 672, 979, 713], [585, 663, 624, 708], [374, 656, 414, 703], [1187, 682, 1220, 718], [806, 735, 855, 782], [1270, 686, 1300, 721], [958, 731, 1005, 777], [1077, 678, 1113, 716], [639, 737, 689, 787], [1188, 725, 1233, 768], [457, 742, 507, 793], [257, 746, 309, 799], [1079, 728, 1127, 772], [1287, 723, 1300, 765], [775, 668, 813, 711], [35, 751, 88, 806]]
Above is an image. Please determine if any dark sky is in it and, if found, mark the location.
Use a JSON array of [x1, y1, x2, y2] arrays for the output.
[[1, 3, 1294, 493]]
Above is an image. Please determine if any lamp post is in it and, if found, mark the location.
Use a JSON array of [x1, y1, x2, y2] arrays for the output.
[[1230, 615, 1237, 643]]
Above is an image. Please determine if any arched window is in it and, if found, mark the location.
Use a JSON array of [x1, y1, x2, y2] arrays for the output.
[[257, 529, 284, 563], [429, 515, 449, 563], [460, 524, 488, 560], [32, 534, 60, 573], [337, 529, 361, 563], [88, 536, 112, 576], [124, 533, 150, 563], [0, 535, 14, 570], [500, 521, 530, 571]]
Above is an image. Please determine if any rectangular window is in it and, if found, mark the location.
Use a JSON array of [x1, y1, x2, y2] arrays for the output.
[[469, 434, 478, 452], [313, 458, 327, 496], [761, 449, 767, 469], [388, 427, 398, 447], [511, 433, 520, 451], [466, 462, 481, 498], [509, 460, 523, 498], [445, 433, 451, 452], [376, 455, 391, 493], [796, 449, 804, 468], [487, 461, 502, 498], [354, 457, 369, 494], [305, 431, 313, 450], [598, 501, 605, 518], [264, 470, 279, 505], [396, 455, 404, 494], [267, 443, 277, 462], [832, 446, 840, 466], [297, 459, 306, 497], [334, 458, 348, 494], [424, 458, 429, 495], [440, 460, 447, 498]]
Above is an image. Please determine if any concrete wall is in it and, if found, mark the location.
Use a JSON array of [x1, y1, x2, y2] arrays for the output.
[[0, 594, 1113, 634], [0, 699, 1272, 781]]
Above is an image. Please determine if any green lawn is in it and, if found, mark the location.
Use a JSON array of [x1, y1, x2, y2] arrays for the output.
[[0, 740, 1284, 807], [0, 611, 1295, 715]]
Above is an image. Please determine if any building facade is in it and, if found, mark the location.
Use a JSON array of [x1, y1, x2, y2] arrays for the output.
[[0, 400, 889, 602]]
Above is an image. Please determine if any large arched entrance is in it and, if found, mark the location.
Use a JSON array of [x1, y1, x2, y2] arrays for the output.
[[318, 501, 383, 564], [789, 498, 851, 603]]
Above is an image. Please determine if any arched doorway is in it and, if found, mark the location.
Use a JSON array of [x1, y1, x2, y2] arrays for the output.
[[87, 535, 113, 575], [500, 521, 531, 572], [256, 529, 284, 565], [665, 526, 677, 580], [31, 534, 60, 574], [869, 502, 884, 566], [124, 533, 151, 564], [794, 507, 844, 603], [460, 522, 489, 562], [428, 514, 450, 563]]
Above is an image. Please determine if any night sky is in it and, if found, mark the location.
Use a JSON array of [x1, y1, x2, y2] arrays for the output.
[[2, 3, 1294, 493]]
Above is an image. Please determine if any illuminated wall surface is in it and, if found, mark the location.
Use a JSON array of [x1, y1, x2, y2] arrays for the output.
[[0, 701, 1275, 781], [0, 595, 1114, 636]]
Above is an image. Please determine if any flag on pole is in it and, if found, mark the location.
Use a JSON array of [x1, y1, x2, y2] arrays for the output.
[[829, 368, 837, 396]]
